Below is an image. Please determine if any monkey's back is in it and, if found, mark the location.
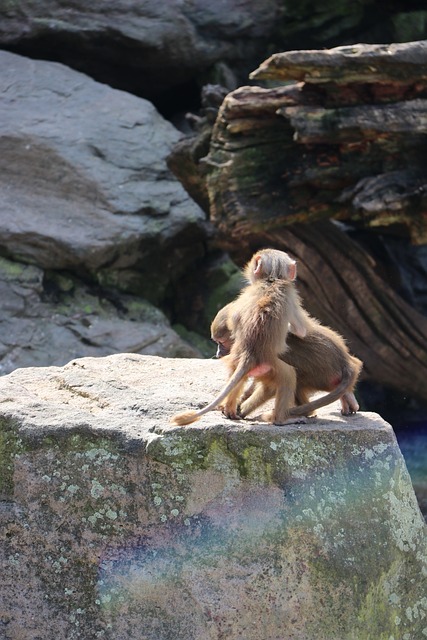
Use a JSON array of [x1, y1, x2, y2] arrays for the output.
[[284, 322, 362, 392], [232, 280, 293, 366]]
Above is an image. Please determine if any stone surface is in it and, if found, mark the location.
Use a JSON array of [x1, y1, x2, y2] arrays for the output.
[[1, 1, 427, 102], [0, 354, 425, 639], [0, 51, 207, 301], [0, 256, 200, 377], [0, 0, 279, 98]]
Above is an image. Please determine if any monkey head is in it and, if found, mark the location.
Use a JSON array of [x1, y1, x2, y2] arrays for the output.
[[210, 302, 233, 358], [245, 248, 297, 283]]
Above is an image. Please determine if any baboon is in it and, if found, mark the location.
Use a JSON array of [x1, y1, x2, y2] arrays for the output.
[[211, 301, 362, 418], [171, 249, 310, 426]]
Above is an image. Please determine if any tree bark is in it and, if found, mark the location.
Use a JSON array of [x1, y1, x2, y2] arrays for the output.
[[170, 42, 427, 402], [245, 221, 427, 402]]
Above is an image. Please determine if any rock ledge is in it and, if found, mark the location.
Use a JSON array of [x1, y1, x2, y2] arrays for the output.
[[0, 354, 425, 640]]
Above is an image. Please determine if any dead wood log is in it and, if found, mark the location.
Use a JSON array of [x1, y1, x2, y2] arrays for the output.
[[205, 42, 427, 243], [169, 43, 427, 402], [249, 41, 427, 85], [237, 221, 427, 403]]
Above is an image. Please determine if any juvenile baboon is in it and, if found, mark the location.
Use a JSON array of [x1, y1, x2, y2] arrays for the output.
[[171, 249, 310, 426], [211, 301, 362, 418]]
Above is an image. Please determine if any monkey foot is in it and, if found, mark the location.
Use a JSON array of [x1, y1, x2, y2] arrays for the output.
[[274, 417, 308, 426], [222, 408, 242, 421]]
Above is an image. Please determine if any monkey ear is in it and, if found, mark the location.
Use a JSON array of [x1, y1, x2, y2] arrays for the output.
[[288, 260, 297, 281], [253, 255, 263, 276], [289, 321, 307, 338]]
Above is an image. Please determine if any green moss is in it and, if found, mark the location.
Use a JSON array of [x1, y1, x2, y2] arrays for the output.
[[148, 431, 277, 481], [96, 267, 167, 302], [0, 255, 42, 284], [44, 271, 75, 293], [393, 11, 427, 42], [125, 299, 165, 323], [204, 269, 244, 323], [8, 416, 420, 637], [356, 565, 407, 639], [149, 432, 213, 474], [172, 324, 212, 356], [240, 445, 273, 483], [0, 420, 23, 498], [305, 549, 427, 639], [31, 433, 134, 537], [0, 256, 26, 278]]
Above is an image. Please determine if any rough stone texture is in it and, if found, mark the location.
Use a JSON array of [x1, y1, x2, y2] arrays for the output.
[[0, 51, 207, 301], [1, 1, 427, 101], [0, 50, 213, 374], [0, 354, 425, 640], [0, 0, 280, 98], [397, 427, 427, 518], [0, 255, 200, 377]]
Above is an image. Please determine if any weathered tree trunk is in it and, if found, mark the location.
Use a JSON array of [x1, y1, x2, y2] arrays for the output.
[[198, 42, 427, 402], [260, 221, 427, 402]]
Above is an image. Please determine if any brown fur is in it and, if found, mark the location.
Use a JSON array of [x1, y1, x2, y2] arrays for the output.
[[171, 249, 310, 426], [211, 302, 362, 419]]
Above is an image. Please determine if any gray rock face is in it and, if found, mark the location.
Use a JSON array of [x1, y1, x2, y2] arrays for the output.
[[0, 51, 206, 298], [2, 1, 426, 100], [0, 256, 200, 376], [0, 1, 280, 96], [0, 355, 425, 639], [0, 50, 208, 373]]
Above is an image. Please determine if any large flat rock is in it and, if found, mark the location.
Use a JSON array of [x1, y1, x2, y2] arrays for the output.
[[0, 51, 206, 298], [0, 354, 426, 639]]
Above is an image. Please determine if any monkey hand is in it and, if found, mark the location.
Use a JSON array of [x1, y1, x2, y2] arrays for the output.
[[222, 405, 242, 420]]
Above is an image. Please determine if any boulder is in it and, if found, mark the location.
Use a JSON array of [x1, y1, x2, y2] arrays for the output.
[[0, 354, 425, 639], [0, 51, 207, 302], [1, 1, 427, 102], [0, 255, 200, 376], [0, 0, 280, 98]]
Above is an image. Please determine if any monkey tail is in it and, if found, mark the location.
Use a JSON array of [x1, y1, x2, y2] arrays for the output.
[[171, 410, 201, 426], [288, 366, 355, 418], [170, 362, 250, 426]]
